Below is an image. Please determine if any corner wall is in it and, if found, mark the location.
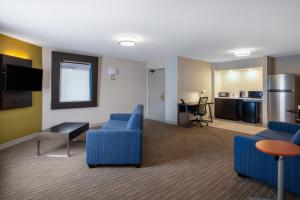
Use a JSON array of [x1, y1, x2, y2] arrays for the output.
[[165, 57, 178, 123], [148, 56, 212, 124], [0, 34, 42, 144], [177, 56, 213, 102], [42, 48, 147, 128]]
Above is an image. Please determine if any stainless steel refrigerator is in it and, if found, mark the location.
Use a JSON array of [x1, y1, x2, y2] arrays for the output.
[[268, 74, 300, 123]]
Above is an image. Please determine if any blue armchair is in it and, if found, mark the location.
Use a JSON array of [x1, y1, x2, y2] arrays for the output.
[[234, 121, 300, 195], [86, 105, 144, 168]]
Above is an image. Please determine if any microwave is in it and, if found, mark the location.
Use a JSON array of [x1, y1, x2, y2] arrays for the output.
[[219, 92, 230, 97], [248, 91, 263, 99]]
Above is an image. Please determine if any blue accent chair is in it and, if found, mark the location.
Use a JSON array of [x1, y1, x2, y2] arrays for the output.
[[86, 104, 144, 168], [234, 121, 300, 195]]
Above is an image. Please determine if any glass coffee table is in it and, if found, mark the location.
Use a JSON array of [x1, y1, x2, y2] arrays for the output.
[[37, 122, 89, 157]]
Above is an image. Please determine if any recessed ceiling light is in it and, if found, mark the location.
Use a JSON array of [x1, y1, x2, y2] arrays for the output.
[[118, 36, 137, 47], [234, 50, 251, 57]]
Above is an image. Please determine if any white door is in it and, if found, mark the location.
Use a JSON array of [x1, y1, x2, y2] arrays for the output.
[[148, 69, 165, 122]]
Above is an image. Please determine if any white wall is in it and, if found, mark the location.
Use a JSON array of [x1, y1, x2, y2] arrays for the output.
[[42, 48, 147, 129], [214, 67, 263, 97], [177, 56, 212, 102], [165, 57, 178, 124]]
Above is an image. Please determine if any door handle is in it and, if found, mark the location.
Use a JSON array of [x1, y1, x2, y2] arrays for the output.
[[160, 92, 165, 101]]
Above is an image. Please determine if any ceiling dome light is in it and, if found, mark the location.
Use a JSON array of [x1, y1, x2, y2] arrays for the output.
[[118, 36, 137, 47], [119, 40, 136, 47], [234, 50, 251, 57]]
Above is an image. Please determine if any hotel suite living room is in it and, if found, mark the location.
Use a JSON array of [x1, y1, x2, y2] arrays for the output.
[[1, 1, 300, 200]]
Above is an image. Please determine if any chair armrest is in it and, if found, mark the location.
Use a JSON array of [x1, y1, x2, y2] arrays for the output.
[[110, 113, 131, 121], [86, 129, 142, 164], [234, 135, 300, 194], [268, 121, 300, 134], [234, 135, 270, 173]]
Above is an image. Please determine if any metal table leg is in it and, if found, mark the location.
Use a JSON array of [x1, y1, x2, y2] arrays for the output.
[[67, 139, 70, 157], [249, 156, 284, 200], [37, 139, 40, 156], [277, 156, 284, 200]]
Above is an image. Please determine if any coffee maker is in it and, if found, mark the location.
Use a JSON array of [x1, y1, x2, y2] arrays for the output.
[[239, 91, 245, 98]]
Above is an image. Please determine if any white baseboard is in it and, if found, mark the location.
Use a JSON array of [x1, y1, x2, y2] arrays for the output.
[[0, 132, 40, 151], [144, 117, 178, 125], [164, 120, 178, 125]]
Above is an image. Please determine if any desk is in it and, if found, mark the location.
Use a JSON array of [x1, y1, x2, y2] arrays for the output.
[[177, 102, 214, 126], [255, 140, 300, 200]]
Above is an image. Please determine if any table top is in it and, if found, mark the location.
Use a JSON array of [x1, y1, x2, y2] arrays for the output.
[[43, 122, 89, 134], [256, 140, 300, 157]]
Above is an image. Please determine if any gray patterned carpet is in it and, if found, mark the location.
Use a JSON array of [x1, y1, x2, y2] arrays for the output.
[[0, 120, 299, 200]]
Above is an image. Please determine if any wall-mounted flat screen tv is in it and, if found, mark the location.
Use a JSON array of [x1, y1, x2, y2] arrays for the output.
[[4, 64, 43, 91]]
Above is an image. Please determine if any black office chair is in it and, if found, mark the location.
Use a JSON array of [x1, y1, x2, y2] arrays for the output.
[[191, 97, 208, 127]]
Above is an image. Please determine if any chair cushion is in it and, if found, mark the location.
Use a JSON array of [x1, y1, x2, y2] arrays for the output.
[[251, 135, 267, 141], [101, 120, 128, 130], [291, 130, 300, 145], [256, 129, 294, 142]]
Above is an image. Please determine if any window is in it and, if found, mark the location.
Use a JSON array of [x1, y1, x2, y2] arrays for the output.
[[59, 61, 92, 102], [51, 51, 98, 109]]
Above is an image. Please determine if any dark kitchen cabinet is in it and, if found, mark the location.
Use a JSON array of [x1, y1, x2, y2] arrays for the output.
[[215, 98, 243, 120]]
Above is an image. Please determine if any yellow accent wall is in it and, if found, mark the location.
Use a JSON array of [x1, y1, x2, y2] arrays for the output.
[[0, 34, 42, 144]]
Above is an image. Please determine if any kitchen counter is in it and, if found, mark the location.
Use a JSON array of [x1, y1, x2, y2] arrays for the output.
[[215, 97, 262, 102], [215, 97, 262, 123]]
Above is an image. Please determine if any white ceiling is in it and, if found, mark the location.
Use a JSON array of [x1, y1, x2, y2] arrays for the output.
[[1, 0, 300, 63]]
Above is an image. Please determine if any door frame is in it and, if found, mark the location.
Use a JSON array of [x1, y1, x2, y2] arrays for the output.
[[147, 68, 166, 122]]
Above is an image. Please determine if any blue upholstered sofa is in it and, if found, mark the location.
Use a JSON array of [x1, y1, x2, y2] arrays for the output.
[[86, 104, 144, 168], [234, 121, 300, 195]]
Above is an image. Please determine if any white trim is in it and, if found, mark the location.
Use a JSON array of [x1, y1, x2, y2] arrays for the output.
[[164, 120, 177, 125], [0, 132, 40, 150], [145, 116, 177, 125]]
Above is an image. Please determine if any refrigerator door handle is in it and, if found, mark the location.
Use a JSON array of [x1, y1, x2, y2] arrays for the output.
[[268, 89, 294, 92]]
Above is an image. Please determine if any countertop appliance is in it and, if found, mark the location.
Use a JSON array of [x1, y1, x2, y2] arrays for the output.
[[248, 91, 263, 99], [219, 92, 230, 97], [268, 74, 300, 123], [239, 91, 245, 98]]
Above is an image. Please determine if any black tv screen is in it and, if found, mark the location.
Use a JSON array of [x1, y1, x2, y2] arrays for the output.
[[5, 65, 43, 91]]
